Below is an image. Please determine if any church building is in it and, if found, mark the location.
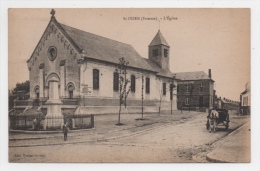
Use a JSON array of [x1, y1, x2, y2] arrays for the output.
[[23, 10, 178, 117], [12, 10, 215, 117]]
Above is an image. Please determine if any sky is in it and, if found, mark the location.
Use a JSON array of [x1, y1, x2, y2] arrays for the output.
[[8, 8, 250, 101]]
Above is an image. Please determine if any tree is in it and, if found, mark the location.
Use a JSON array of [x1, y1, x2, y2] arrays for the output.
[[115, 57, 131, 125], [12, 80, 30, 93], [157, 81, 176, 115]]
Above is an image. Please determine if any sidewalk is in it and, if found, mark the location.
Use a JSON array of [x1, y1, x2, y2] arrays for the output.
[[206, 120, 250, 163]]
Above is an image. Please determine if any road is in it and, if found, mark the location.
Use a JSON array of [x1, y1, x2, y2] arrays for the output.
[[9, 112, 249, 163]]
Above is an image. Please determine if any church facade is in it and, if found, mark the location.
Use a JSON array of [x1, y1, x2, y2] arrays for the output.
[[24, 11, 177, 117]]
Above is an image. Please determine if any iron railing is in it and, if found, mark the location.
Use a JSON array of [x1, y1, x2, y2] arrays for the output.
[[9, 114, 94, 131]]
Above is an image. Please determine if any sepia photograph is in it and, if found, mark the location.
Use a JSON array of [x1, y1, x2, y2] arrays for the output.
[[7, 8, 251, 164]]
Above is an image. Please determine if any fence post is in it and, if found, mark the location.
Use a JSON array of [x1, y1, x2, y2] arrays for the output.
[[91, 114, 94, 128], [43, 117, 47, 130], [25, 115, 27, 130]]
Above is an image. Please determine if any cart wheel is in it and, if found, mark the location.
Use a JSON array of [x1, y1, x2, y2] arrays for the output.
[[225, 125, 229, 130]]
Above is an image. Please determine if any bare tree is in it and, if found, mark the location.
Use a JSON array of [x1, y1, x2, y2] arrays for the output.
[[115, 57, 131, 125]]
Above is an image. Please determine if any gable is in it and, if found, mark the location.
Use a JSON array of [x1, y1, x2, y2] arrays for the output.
[[26, 18, 82, 70]]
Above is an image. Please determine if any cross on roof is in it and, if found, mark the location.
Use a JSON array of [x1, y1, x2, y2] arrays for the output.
[[50, 9, 55, 17]]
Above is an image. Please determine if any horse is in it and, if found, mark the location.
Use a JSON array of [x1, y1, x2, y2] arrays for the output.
[[208, 110, 219, 133]]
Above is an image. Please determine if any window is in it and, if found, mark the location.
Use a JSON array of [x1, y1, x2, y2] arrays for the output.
[[186, 83, 189, 92], [164, 49, 168, 57], [170, 84, 174, 100], [93, 69, 99, 90], [131, 75, 136, 92], [113, 72, 119, 91], [69, 90, 73, 99], [200, 83, 203, 92], [243, 96, 248, 106], [163, 82, 166, 95], [153, 49, 158, 57], [185, 97, 190, 105], [146, 77, 150, 94], [67, 83, 75, 99], [35, 88, 39, 99]]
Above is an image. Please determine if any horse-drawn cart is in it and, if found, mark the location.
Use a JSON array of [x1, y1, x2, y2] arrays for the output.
[[206, 109, 230, 132]]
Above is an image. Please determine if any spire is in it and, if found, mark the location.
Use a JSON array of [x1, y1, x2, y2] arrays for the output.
[[149, 30, 169, 47]]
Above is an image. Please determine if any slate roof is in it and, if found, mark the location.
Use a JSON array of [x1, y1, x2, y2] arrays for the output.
[[149, 30, 169, 47], [57, 21, 212, 81], [144, 58, 175, 78], [175, 71, 213, 81], [59, 23, 155, 72], [241, 89, 249, 95]]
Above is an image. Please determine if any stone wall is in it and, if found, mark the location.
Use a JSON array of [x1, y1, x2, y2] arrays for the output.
[[28, 20, 80, 100]]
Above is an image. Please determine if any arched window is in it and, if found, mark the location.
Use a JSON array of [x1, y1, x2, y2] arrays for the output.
[[93, 69, 99, 90], [34, 86, 40, 99], [67, 84, 75, 99], [131, 75, 136, 92], [164, 49, 168, 57], [113, 72, 119, 91]]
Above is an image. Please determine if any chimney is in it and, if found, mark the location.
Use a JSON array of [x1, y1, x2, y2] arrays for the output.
[[208, 69, 211, 78]]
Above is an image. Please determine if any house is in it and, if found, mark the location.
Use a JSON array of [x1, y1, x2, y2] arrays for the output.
[[240, 82, 250, 115], [215, 97, 239, 111], [12, 9, 178, 117], [175, 69, 215, 111]]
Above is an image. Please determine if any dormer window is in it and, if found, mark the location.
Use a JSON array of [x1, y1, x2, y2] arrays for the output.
[[153, 49, 158, 57], [164, 49, 168, 57]]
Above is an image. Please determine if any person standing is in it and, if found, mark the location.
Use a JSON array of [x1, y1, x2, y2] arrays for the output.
[[62, 121, 69, 141]]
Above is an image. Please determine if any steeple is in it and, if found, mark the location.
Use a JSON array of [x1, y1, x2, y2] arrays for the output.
[[149, 30, 169, 47], [148, 30, 170, 69]]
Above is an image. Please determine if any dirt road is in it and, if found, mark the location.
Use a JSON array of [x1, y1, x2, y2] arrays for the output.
[[9, 113, 249, 163]]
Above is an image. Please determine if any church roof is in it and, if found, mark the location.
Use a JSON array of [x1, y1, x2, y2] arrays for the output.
[[59, 23, 155, 72], [143, 58, 175, 78], [149, 30, 169, 47], [175, 71, 213, 81]]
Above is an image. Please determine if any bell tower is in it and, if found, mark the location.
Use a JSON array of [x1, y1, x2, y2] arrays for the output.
[[148, 30, 170, 69]]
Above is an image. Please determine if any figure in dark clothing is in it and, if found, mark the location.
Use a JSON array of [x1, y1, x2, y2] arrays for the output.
[[62, 122, 69, 141]]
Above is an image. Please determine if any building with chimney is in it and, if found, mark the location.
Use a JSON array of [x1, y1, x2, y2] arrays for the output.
[[175, 70, 215, 111]]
